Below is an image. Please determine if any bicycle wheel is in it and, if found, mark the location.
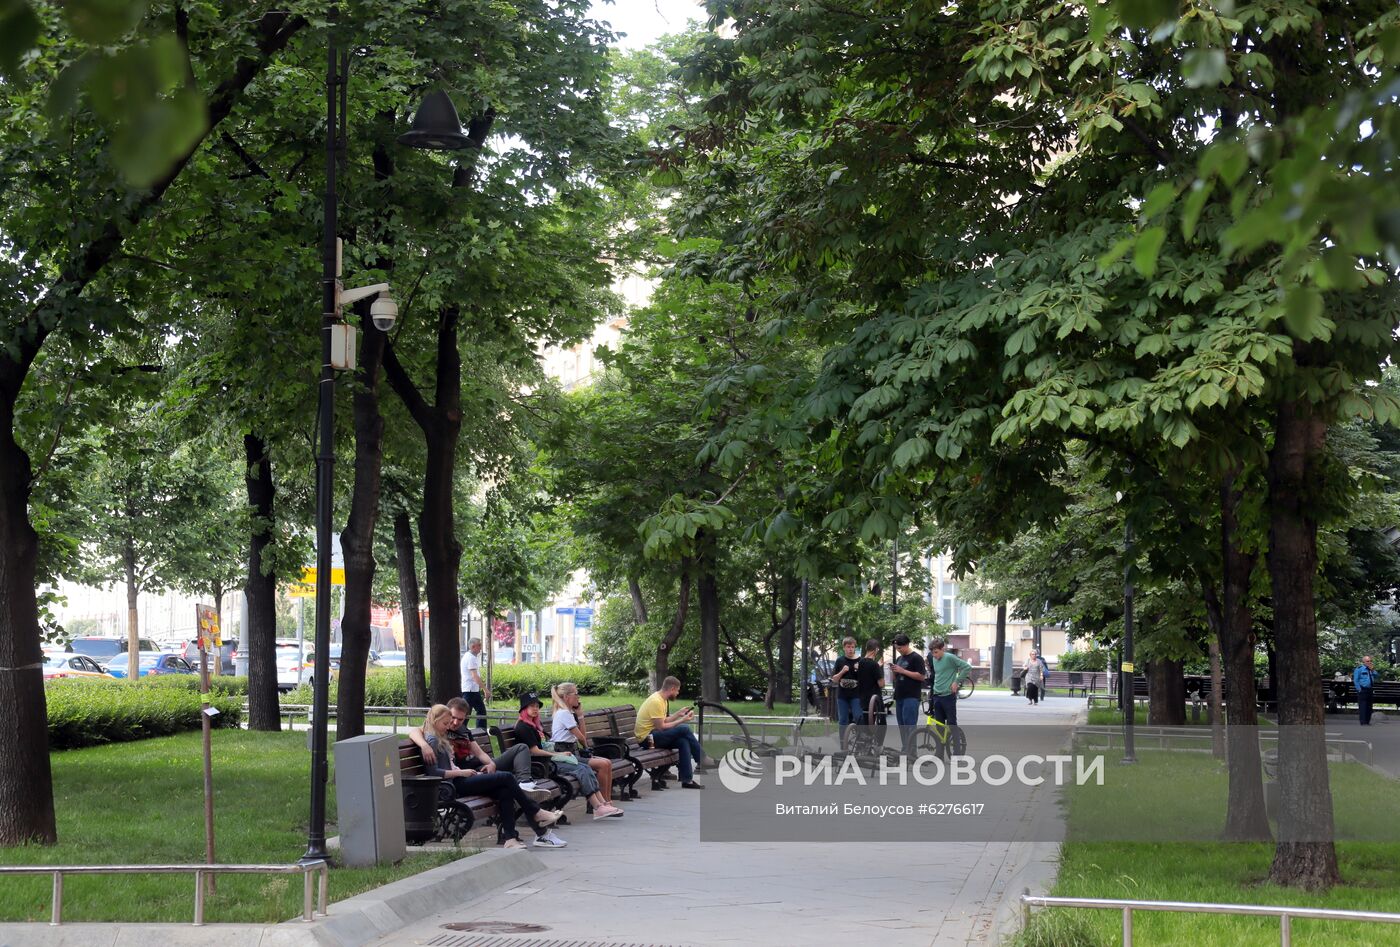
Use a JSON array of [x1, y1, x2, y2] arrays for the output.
[[944, 725, 967, 759], [957, 678, 976, 700], [911, 726, 942, 758]]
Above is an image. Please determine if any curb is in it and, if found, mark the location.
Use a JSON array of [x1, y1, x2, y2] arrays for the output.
[[0, 848, 545, 947]]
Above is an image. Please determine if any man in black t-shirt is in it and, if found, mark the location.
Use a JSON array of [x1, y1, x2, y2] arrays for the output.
[[890, 633, 927, 753], [830, 637, 865, 733], [856, 639, 885, 725]]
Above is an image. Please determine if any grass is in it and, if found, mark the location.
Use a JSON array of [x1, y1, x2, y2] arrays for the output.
[[0, 731, 468, 923], [1010, 749, 1400, 946]]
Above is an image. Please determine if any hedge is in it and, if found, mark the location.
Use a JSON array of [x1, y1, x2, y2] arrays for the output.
[[46, 679, 244, 750], [128, 674, 249, 697], [280, 663, 612, 707]]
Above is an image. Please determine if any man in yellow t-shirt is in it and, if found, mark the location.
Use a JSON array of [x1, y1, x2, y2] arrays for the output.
[[635, 676, 714, 788]]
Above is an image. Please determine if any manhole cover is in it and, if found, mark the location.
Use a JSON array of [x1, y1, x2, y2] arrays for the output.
[[442, 922, 552, 934]]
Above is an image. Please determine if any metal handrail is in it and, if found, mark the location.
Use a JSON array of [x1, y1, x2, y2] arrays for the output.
[[1072, 725, 1374, 764], [1021, 892, 1400, 946], [0, 861, 329, 926]]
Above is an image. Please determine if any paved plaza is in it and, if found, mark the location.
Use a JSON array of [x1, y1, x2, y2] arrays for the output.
[[370, 692, 1080, 947]]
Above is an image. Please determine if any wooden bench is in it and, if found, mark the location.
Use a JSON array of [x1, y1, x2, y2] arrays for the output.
[[490, 717, 639, 810], [1324, 679, 1400, 712], [590, 705, 680, 792], [398, 728, 500, 842]]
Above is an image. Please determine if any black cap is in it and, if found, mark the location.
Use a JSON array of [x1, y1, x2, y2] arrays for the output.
[[519, 692, 541, 710]]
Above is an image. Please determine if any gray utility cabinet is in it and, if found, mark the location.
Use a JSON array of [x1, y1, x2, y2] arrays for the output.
[[332, 733, 407, 866]]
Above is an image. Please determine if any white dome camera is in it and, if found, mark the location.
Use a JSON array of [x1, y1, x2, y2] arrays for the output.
[[370, 294, 398, 332]]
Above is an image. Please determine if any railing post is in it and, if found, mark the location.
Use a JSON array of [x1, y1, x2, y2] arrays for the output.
[[319, 863, 329, 915], [303, 868, 314, 920], [1122, 906, 1132, 946], [50, 871, 62, 926], [1281, 913, 1291, 947], [193, 869, 205, 925], [1021, 888, 1031, 930]]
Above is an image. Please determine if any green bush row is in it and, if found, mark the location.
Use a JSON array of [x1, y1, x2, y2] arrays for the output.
[[279, 663, 612, 707], [46, 679, 244, 750], [127, 674, 249, 697]]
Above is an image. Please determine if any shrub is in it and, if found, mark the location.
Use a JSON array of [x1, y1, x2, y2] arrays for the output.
[[129, 674, 249, 697], [1057, 649, 1108, 672], [278, 663, 611, 707], [46, 679, 243, 750]]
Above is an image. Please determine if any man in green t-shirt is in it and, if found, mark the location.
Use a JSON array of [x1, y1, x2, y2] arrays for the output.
[[635, 676, 715, 788], [927, 637, 971, 728]]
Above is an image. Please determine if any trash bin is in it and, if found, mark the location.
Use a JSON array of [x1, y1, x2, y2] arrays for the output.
[[1010, 669, 1024, 697], [401, 775, 442, 845], [332, 734, 407, 866]]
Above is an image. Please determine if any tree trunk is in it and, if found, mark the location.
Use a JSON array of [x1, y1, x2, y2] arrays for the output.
[[337, 310, 386, 741], [654, 562, 691, 688], [384, 308, 465, 707], [993, 603, 1008, 685], [123, 534, 140, 681], [697, 540, 721, 703], [775, 576, 797, 704], [1266, 399, 1338, 888], [0, 386, 56, 844], [243, 433, 280, 731], [1147, 658, 1186, 725], [394, 510, 428, 709], [1218, 469, 1270, 840], [629, 577, 648, 625]]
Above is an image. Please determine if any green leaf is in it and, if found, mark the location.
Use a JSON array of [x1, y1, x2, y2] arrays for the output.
[[1182, 49, 1227, 88], [891, 436, 931, 469], [1116, 0, 1180, 30], [1133, 226, 1166, 277], [64, 0, 148, 44], [1181, 178, 1213, 241], [1141, 182, 1177, 220], [0, 0, 41, 75], [1098, 237, 1134, 271], [1282, 288, 1326, 341]]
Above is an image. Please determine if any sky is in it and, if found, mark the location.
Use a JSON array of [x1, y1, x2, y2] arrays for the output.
[[587, 0, 706, 50]]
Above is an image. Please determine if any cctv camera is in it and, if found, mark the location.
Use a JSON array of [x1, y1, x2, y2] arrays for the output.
[[371, 294, 398, 332]]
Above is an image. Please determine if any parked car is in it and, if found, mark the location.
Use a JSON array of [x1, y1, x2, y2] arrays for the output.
[[42, 652, 115, 681], [65, 636, 161, 662], [377, 650, 407, 668], [276, 641, 308, 692], [103, 652, 198, 679], [305, 646, 382, 675], [179, 638, 239, 675]]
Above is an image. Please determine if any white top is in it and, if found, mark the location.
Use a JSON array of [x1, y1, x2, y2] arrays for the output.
[[460, 651, 481, 692], [551, 706, 579, 743]]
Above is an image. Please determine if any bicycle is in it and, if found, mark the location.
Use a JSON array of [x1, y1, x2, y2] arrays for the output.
[[956, 677, 976, 700], [912, 712, 967, 762]]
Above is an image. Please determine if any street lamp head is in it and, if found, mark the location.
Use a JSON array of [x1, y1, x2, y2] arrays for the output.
[[398, 90, 479, 151], [370, 293, 398, 332]]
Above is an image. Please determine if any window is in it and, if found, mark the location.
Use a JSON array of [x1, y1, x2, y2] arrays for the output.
[[938, 575, 967, 630]]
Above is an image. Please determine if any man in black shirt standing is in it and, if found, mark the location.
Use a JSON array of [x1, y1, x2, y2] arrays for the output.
[[890, 633, 927, 753]]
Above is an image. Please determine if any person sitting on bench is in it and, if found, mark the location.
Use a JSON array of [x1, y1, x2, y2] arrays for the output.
[[420, 703, 567, 850], [408, 697, 550, 802], [636, 676, 715, 789], [549, 682, 627, 816], [507, 688, 622, 820]]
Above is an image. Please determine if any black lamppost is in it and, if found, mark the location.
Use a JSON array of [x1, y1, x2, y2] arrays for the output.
[[302, 39, 476, 865], [1118, 493, 1137, 766]]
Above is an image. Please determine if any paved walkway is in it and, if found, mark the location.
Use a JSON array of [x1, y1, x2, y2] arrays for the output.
[[369, 692, 1081, 947]]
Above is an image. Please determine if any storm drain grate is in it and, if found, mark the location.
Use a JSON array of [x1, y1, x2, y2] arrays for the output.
[[428, 935, 676, 947], [442, 923, 552, 934]]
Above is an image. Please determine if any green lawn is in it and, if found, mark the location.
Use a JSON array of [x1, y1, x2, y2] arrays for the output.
[[1014, 751, 1400, 946], [0, 731, 468, 923]]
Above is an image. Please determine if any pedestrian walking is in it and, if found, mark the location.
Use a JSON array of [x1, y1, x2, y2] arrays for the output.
[[1024, 650, 1045, 706]]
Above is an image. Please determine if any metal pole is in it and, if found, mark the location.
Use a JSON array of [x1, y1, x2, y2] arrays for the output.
[[304, 37, 338, 864], [50, 872, 61, 926], [1122, 517, 1137, 764], [1281, 912, 1292, 947], [200, 639, 216, 894], [890, 539, 898, 611], [193, 870, 205, 925], [1122, 905, 1132, 946], [799, 579, 810, 716]]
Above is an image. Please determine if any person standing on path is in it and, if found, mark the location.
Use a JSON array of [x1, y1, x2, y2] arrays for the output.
[[459, 637, 489, 730], [831, 637, 865, 738], [1355, 655, 1378, 725], [890, 634, 927, 753], [927, 637, 971, 729], [1024, 651, 1045, 705], [857, 639, 885, 726]]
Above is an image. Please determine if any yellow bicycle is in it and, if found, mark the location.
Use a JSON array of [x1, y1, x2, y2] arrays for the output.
[[913, 711, 967, 761]]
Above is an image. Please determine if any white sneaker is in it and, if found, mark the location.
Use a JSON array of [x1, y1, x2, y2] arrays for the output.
[[518, 780, 537, 791], [533, 830, 567, 848]]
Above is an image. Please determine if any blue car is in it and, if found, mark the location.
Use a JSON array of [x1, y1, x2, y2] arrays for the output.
[[104, 652, 197, 679]]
